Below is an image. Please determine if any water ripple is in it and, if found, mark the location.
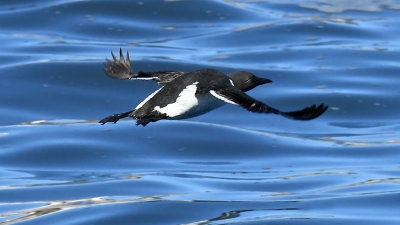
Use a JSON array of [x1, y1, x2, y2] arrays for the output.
[[1, 0, 400, 224]]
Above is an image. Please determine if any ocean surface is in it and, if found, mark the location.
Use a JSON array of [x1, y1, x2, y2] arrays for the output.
[[1, 0, 400, 224]]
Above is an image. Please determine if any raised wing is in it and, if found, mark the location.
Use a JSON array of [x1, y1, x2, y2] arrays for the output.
[[103, 48, 134, 79], [211, 87, 328, 120], [103, 48, 185, 85]]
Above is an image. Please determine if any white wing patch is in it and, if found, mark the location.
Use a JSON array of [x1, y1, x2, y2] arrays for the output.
[[153, 82, 199, 117], [229, 79, 235, 86], [210, 90, 238, 105], [135, 87, 163, 110]]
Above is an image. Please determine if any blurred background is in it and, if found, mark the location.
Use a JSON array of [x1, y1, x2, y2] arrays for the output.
[[0, 0, 399, 224]]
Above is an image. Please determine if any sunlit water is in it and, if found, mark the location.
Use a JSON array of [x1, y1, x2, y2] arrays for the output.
[[1, 0, 400, 224]]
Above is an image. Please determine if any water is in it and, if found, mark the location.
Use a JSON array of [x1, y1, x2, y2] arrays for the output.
[[1, 0, 400, 224]]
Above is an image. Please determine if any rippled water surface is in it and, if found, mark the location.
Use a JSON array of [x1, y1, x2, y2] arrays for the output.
[[1, 0, 400, 224]]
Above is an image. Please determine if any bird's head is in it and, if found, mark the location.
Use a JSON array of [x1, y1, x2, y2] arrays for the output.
[[228, 71, 272, 92]]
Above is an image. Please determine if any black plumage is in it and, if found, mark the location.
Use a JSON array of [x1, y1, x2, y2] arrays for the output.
[[100, 49, 328, 126]]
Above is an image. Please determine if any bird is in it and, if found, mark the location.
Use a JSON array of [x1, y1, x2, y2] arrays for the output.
[[100, 49, 328, 126]]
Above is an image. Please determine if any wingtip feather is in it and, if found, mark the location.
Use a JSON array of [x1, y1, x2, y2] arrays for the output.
[[111, 51, 117, 61], [283, 103, 328, 120], [119, 48, 125, 63], [126, 50, 131, 67]]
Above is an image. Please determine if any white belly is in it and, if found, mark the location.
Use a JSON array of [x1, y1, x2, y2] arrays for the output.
[[150, 82, 226, 120], [169, 93, 226, 120]]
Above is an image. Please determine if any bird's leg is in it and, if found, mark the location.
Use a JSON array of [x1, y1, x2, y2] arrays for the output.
[[99, 110, 134, 125]]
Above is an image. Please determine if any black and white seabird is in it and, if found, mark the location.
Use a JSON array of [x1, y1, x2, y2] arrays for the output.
[[100, 49, 328, 126]]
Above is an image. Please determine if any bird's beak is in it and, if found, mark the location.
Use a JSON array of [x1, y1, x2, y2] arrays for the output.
[[253, 77, 272, 85]]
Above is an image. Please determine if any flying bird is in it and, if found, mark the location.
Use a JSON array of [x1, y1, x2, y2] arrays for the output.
[[100, 49, 327, 126]]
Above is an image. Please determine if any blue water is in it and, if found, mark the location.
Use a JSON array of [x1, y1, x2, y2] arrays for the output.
[[1, 0, 400, 224]]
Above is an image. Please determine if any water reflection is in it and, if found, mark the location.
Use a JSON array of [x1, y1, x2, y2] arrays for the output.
[[181, 209, 253, 225], [317, 177, 400, 193], [299, 0, 400, 13], [19, 119, 97, 126], [5, 119, 399, 148], [0, 194, 178, 225]]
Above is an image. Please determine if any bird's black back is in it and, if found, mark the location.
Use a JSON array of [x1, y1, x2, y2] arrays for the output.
[[133, 69, 231, 118]]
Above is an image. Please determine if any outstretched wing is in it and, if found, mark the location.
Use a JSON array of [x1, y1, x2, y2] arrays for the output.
[[211, 87, 328, 120], [103, 48, 134, 79], [103, 48, 185, 85]]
